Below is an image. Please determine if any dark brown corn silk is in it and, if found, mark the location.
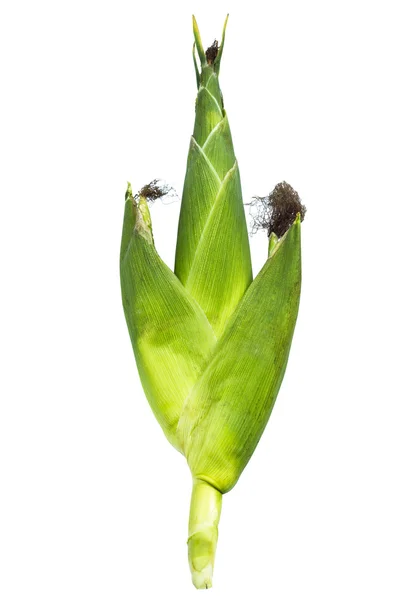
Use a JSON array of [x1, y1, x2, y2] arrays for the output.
[[249, 181, 306, 238]]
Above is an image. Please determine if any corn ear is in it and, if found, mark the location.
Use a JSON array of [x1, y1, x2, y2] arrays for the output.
[[175, 15, 252, 337], [120, 185, 216, 450], [120, 16, 305, 590]]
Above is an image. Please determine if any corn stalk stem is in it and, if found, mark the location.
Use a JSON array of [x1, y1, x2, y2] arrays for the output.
[[188, 478, 222, 589]]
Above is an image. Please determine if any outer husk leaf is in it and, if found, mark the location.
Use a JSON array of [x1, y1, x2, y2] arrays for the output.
[[177, 216, 302, 490], [120, 194, 216, 450]]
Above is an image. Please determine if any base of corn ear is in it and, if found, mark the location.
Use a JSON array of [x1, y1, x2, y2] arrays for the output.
[[120, 15, 306, 589]]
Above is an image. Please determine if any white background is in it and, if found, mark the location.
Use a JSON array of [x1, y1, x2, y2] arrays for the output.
[[1, 0, 400, 598]]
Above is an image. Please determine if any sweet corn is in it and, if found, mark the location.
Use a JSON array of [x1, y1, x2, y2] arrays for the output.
[[120, 16, 305, 589]]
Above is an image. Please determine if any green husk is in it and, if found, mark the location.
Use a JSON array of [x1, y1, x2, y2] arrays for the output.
[[177, 216, 301, 491], [120, 186, 216, 450], [175, 15, 252, 338]]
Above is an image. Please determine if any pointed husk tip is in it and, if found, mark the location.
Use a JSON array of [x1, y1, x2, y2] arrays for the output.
[[192, 14, 229, 73]]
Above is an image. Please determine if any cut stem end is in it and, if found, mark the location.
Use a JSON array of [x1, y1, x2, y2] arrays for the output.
[[188, 478, 222, 589]]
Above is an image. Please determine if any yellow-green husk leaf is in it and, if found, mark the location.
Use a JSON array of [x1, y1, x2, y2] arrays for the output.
[[178, 216, 301, 491], [120, 190, 216, 450]]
